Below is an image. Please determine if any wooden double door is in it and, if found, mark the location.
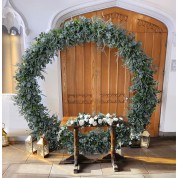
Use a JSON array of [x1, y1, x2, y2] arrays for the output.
[[60, 7, 167, 136]]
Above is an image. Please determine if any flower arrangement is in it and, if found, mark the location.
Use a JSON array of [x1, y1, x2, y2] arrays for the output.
[[66, 113, 124, 127], [58, 113, 131, 154]]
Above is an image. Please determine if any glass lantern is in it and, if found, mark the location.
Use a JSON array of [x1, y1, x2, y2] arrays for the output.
[[36, 135, 49, 158], [2, 123, 9, 147], [25, 134, 37, 153], [140, 130, 150, 148]]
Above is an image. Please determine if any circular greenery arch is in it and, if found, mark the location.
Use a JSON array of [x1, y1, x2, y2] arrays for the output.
[[15, 17, 158, 150]]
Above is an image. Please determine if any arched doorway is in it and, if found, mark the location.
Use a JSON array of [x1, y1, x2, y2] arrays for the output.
[[60, 7, 168, 136]]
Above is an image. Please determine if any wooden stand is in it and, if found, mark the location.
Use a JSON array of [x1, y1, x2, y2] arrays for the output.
[[59, 125, 124, 173]]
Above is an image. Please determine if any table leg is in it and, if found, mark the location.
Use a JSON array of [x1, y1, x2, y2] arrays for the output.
[[110, 126, 119, 172], [74, 127, 79, 173]]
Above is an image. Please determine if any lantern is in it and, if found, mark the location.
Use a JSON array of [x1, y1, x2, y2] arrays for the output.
[[2, 123, 9, 147], [140, 130, 150, 148], [36, 135, 49, 158], [25, 134, 37, 153]]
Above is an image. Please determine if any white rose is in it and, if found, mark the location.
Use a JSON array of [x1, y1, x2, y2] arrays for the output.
[[98, 119, 102, 124], [87, 114, 91, 118], [89, 117, 94, 124], [113, 117, 118, 121], [93, 121, 97, 126], [84, 115, 88, 120], [79, 120, 84, 126], [107, 118, 113, 126], [84, 118, 89, 122], [106, 113, 111, 118], [103, 118, 107, 122], [116, 124, 120, 127], [70, 120, 74, 125], [79, 114, 83, 119], [94, 116, 98, 120], [119, 117, 123, 120]]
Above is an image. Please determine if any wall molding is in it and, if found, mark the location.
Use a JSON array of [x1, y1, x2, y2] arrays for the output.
[[159, 132, 176, 137], [48, 0, 175, 32]]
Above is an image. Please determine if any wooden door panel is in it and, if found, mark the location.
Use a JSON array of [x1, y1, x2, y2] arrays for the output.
[[100, 48, 109, 114], [66, 47, 76, 115], [60, 7, 167, 136], [61, 49, 68, 116], [109, 48, 119, 114], [95, 45, 102, 113], [84, 43, 93, 114]]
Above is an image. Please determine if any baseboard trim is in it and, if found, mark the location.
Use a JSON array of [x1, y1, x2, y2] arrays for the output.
[[159, 132, 176, 136]]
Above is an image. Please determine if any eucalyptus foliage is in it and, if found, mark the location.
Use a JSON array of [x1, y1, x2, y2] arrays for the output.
[[58, 126, 130, 154], [14, 16, 158, 150]]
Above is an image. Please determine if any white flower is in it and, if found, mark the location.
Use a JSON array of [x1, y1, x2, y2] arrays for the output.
[[107, 118, 113, 126], [116, 124, 120, 127], [84, 115, 88, 120], [113, 117, 118, 121], [70, 120, 74, 125], [79, 120, 84, 126], [93, 121, 97, 126], [79, 114, 83, 119], [103, 118, 107, 122], [98, 119, 102, 124], [89, 117, 94, 125], [119, 117, 123, 120], [84, 118, 89, 122], [106, 113, 111, 118], [94, 116, 98, 120]]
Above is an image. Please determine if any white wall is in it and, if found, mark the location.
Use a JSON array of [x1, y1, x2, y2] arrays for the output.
[[38, 57, 63, 119], [2, 0, 176, 140], [2, 94, 30, 141], [160, 44, 176, 132]]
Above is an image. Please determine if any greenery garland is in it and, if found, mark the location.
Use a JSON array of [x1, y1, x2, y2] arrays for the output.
[[14, 16, 158, 150]]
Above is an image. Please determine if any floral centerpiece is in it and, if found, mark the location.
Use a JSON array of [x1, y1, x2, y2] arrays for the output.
[[66, 113, 124, 127]]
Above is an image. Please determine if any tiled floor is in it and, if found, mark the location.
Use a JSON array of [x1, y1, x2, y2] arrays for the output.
[[2, 137, 176, 178]]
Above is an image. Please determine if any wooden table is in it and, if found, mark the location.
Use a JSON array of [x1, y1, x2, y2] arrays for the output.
[[59, 117, 123, 173]]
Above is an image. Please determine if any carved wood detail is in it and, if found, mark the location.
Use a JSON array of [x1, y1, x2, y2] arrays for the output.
[[100, 94, 125, 103], [67, 94, 92, 104], [103, 12, 128, 22], [137, 19, 163, 32]]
